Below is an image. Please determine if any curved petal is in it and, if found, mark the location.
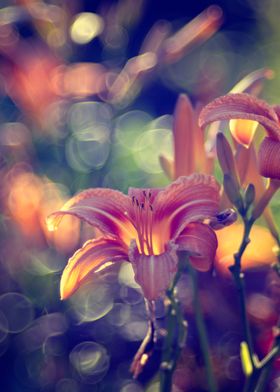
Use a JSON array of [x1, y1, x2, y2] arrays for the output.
[[258, 137, 280, 179], [60, 237, 128, 299], [129, 240, 178, 300], [176, 222, 217, 271], [154, 174, 220, 239], [206, 69, 273, 151], [199, 93, 280, 142], [47, 188, 136, 246], [215, 223, 277, 274]]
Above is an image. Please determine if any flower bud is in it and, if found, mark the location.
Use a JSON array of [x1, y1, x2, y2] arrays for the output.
[[216, 133, 239, 187], [223, 174, 244, 212], [244, 183, 255, 208]]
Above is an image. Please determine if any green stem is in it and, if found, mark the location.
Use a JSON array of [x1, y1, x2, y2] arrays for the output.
[[230, 216, 255, 366], [187, 259, 217, 392], [160, 253, 188, 392]]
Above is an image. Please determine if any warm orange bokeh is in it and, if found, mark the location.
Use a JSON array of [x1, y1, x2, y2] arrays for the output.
[[5, 167, 80, 254], [215, 222, 277, 273]]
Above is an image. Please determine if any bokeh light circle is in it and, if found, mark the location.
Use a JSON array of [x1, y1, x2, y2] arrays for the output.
[[69, 341, 110, 383], [134, 117, 173, 173], [115, 110, 152, 149], [118, 262, 140, 289], [0, 311, 8, 343], [70, 13, 104, 44], [121, 381, 144, 392], [107, 303, 131, 327], [70, 283, 114, 323], [55, 378, 79, 392], [0, 293, 34, 333], [66, 101, 112, 172]]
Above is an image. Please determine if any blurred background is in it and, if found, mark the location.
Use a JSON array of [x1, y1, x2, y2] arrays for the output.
[[0, 0, 280, 391]]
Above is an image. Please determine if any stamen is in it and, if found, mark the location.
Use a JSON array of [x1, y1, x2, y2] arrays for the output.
[[131, 192, 155, 255]]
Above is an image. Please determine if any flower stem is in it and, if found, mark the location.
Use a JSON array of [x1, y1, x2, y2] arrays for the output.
[[229, 215, 255, 366], [187, 258, 218, 392], [232, 213, 280, 392], [160, 252, 188, 392]]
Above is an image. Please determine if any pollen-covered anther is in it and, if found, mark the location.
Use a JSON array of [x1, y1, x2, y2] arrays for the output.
[[130, 191, 155, 255]]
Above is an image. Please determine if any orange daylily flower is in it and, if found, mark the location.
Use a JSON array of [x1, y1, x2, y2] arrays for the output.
[[199, 92, 280, 180], [47, 174, 223, 301], [160, 71, 278, 273]]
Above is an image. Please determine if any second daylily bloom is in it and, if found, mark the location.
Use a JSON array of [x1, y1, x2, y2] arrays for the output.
[[47, 174, 220, 301], [199, 92, 280, 180]]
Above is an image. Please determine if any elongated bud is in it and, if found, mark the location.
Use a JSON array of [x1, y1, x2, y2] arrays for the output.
[[223, 174, 244, 211], [244, 183, 255, 208], [216, 132, 240, 186], [159, 154, 174, 180], [258, 137, 280, 179], [240, 341, 253, 377], [230, 68, 274, 96], [252, 179, 280, 220]]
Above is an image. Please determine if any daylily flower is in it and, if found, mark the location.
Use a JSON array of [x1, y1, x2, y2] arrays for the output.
[[47, 174, 220, 301], [199, 92, 280, 180], [159, 70, 279, 274]]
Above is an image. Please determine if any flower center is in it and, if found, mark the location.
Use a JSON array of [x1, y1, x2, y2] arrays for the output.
[[131, 190, 156, 256]]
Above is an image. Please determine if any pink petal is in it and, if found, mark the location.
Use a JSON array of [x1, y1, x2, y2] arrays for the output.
[[47, 188, 136, 246], [173, 94, 196, 177], [206, 69, 273, 151], [154, 174, 220, 239], [60, 237, 128, 299], [273, 105, 280, 121], [199, 93, 280, 142], [258, 137, 280, 179], [176, 222, 217, 271], [129, 240, 178, 300]]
